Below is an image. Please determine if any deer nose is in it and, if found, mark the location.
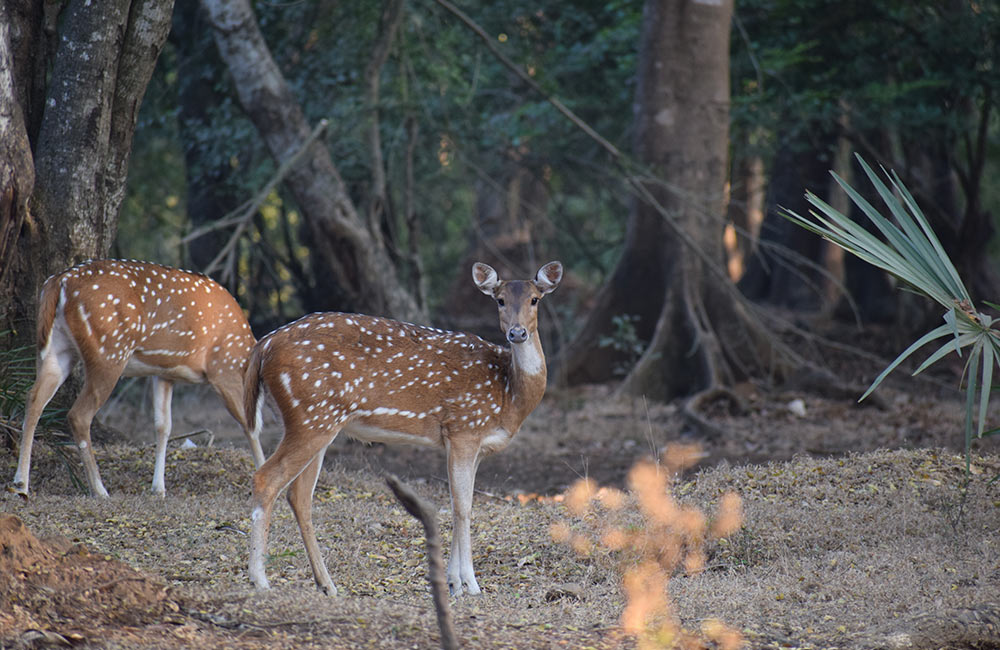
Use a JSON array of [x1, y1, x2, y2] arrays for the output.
[[507, 325, 528, 343]]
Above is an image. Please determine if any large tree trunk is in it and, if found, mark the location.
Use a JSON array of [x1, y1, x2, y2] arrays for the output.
[[560, 0, 788, 400], [172, 0, 242, 275], [739, 133, 837, 309], [200, 0, 424, 324], [0, 0, 174, 340], [439, 158, 551, 339]]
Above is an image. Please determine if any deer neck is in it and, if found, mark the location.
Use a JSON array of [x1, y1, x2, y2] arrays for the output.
[[502, 332, 547, 431]]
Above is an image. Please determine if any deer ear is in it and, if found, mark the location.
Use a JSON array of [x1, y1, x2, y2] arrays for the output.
[[472, 263, 501, 295], [534, 261, 563, 295]]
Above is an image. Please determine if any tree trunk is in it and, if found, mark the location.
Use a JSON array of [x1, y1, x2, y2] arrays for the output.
[[0, 5, 36, 300], [738, 133, 837, 309], [172, 0, 242, 276], [0, 0, 174, 340], [440, 158, 551, 339], [560, 0, 789, 400], [200, 0, 424, 324]]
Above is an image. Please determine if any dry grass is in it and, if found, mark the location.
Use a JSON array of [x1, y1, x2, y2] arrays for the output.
[[5, 360, 1000, 649], [3, 430, 1000, 648]]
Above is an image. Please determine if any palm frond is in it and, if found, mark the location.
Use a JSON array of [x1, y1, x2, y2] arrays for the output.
[[782, 153, 1000, 455]]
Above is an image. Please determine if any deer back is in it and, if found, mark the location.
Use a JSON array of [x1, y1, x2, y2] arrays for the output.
[[252, 312, 539, 448], [45, 260, 254, 381]]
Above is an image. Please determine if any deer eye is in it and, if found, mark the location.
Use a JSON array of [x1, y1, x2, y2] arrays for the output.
[[497, 298, 505, 307], [531, 297, 538, 305]]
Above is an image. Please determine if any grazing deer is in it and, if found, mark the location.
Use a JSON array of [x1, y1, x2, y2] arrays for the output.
[[244, 261, 562, 595], [12, 259, 266, 498]]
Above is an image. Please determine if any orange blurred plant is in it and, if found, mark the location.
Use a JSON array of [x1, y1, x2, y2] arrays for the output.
[[552, 443, 744, 650]]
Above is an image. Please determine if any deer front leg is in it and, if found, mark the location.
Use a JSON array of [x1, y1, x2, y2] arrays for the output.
[[446, 440, 482, 595], [150, 377, 174, 496]]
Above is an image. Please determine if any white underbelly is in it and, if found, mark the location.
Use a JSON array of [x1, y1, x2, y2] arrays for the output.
[[123, 357, 203, 383], [342, 423, 441, 448], [480, 427, 514, 454]]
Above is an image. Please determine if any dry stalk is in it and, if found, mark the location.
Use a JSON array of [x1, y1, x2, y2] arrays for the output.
[[385, 474, 459, 650]]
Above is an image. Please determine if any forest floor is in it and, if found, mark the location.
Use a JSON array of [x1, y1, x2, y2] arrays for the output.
[[3, 323, 1000, 649]]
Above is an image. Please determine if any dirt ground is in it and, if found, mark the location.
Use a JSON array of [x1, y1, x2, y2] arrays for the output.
[[3, 334, 1000, 649]]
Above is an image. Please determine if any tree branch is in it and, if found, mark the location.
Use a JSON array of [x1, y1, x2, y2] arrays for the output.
[[183, 119, 329, 285], [364, 0, 406, 245], [432, 0, 622, 160]]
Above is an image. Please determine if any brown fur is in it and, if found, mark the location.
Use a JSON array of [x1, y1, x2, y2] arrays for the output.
[[243, 338, 266, 436], [34, 273, 62, 351]]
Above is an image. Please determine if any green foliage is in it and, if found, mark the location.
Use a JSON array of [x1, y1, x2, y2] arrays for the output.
[[783, 154, 1000, 472], [732, 0, 1000, 155], [121, 0, 638, 321], [0, 335, 36, 422], [598, 314, 646, 377]]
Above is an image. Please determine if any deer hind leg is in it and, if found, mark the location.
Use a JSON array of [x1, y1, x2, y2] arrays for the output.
[[446, 439, 483, 595], [150, 377, 174, 496], [249, 423, 340, 591], [213, 373, 266, 468], [67, 363, 124, 498], [286, 448, 336, 595], [13, 340, 76, 496]]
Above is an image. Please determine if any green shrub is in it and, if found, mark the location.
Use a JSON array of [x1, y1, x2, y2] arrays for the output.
[[783, 154, 1000, 473]]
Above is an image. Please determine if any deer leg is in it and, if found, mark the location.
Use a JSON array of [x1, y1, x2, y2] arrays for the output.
[[213, 374, 266, 468], [249, 425, 339, 590], [150, 377, 174, 496], [286, 448, 336, 595], [13, 344, 75, 496], [67, 368, 122, 498], [446, 440, 482, 595]]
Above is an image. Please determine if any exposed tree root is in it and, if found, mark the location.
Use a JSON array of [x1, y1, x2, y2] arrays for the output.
[[681, 387, 747, 440]]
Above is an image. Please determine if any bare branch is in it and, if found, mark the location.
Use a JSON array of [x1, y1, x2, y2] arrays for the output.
[[185, 119, 329, 285], [364, 0, 406, 244], [404, 115, 426, 310], [432, 0, 622, 160]]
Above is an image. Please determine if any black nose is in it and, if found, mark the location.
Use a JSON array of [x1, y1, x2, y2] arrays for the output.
[[507, 325, 527, 343]]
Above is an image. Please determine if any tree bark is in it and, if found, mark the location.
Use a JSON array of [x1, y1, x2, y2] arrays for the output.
[[0, 5, 35, 294], [200, 0, 424, 323], [0, 0, 174, 339], [171, 0, 242, 276], [560, 0, 789, 400], [738, 133, 837, 309]]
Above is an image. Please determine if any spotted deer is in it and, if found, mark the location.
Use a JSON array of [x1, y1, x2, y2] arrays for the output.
[[13, 259, 266, 498], [244, 261, 562, 595]]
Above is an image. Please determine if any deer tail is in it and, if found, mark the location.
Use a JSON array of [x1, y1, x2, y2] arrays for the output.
[[35, 273, 64, 353], [244, 340, 267, 440]]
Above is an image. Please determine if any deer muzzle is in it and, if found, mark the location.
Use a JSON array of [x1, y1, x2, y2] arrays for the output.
[[507, 325, 528, 343]]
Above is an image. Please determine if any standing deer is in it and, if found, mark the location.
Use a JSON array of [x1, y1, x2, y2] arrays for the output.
[[244, 261, 562, 595], [13, 259, 266, 498]]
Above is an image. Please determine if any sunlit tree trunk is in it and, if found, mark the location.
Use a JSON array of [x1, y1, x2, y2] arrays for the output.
[[560, 0, 786, 400], [0, 0, 174, 340], [200, 0, 424, 323]]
